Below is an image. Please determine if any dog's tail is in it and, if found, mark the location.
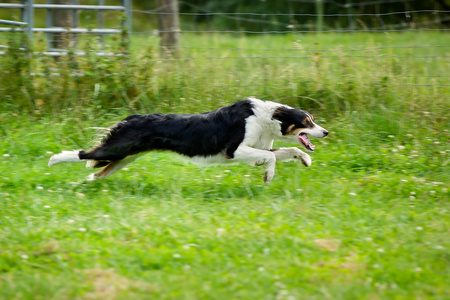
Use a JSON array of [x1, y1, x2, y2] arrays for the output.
[[49, 150, 114, 169]]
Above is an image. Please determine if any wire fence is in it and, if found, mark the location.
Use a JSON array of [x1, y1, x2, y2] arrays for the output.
[[129, 5, 449, 88], [0, 1, 449, 88]]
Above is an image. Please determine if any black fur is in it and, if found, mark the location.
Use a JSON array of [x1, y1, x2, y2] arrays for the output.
[[79, 100, 255, 163]]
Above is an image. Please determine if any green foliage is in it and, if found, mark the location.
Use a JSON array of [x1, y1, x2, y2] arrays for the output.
[[1, 31, 448, 117], [0, 30, 34, 110]]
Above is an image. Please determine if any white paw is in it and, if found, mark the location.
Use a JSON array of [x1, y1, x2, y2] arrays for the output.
[[86, 173, 98, 181], [48, 155, 56, 167], [300, 153, 312, 167], [290, 148, 311, 167], [85, 160, 97, 168], [48, 154, 60, 167], [264, 171, 274, 184], [263, 164, 275, 183]]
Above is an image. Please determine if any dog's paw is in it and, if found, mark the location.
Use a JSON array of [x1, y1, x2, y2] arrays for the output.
[[263, 166, 275, 184], [263, 171, 273, 184], [290, 148, 311, 167], [48, 154, 59, 167], [86, 173, 98, 181], [300, 153, 312, 167], [48, 156, 55, 167], [85, 160, 97, 168]]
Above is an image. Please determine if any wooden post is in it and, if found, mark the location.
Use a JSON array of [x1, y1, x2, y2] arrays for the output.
[[156, 0, 180, 57], [51, 0, 74, 50], [346, 0, 354, 30], [315, 0, 323, 32]]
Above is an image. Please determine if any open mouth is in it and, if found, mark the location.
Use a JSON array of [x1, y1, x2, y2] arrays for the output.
[[299, 133, 315, 151]]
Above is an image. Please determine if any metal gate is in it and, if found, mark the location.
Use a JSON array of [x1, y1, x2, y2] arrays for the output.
[[0, 0, 132, 55]]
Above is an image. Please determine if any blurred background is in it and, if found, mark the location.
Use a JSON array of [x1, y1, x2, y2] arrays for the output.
[[0, 0, 448, 113]]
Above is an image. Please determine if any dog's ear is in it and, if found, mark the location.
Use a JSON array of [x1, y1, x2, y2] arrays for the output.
[[272, 107, 293, 135]]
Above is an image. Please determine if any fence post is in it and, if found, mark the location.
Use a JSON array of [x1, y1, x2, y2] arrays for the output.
[[46, 0, 52, 51], [346, 0, 354, 30], [23, 0, 34, 44], [123, 0, 132, 42], [98, 0, 104, 46], [156, 0, 180, 57], [315, 0, 323, 32]]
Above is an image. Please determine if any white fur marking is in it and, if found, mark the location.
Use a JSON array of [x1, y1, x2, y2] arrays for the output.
[[242, 98, 285, 149], [48, 150, 83, 167], [300, 123, 327, 138]]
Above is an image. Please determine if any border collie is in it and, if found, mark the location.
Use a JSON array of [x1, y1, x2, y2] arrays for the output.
[[48, 97, 328, 183]]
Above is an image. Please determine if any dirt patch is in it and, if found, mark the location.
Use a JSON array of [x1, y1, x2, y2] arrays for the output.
[[314, 239, 341, 252], [81, 268, 155, 300]]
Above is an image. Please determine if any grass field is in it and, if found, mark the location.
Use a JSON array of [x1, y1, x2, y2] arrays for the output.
[[0, 31, 449, 299]]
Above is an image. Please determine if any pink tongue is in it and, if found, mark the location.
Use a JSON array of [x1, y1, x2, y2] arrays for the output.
[[299, 133, 315, 151], [299, 134, 310, 145]]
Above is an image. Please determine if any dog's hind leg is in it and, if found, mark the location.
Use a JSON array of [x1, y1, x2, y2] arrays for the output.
[[48, 150, 85, 167], [86, 154, 141, 181]]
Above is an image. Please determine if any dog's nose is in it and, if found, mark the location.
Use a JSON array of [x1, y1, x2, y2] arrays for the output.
[[323, 130, 329, 137]]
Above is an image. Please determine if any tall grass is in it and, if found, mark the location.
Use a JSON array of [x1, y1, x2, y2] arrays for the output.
[[1, 31, 447, 115]]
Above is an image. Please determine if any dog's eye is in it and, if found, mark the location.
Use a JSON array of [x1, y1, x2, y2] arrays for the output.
[[302, 117, 310, 125]]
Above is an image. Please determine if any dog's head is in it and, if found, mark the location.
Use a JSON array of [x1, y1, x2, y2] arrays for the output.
[[273, 106, 328, 151]]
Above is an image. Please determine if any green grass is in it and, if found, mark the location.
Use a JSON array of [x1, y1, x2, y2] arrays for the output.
[[0, 31, 449, 299]]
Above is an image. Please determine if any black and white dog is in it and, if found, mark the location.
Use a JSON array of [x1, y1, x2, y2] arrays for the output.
[[48, 97, 328, 183]]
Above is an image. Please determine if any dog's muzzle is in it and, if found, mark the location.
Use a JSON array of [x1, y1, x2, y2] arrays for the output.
[[298, 125, 328, 151]]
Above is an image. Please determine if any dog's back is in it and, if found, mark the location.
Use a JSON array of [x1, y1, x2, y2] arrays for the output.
[[83, 100, 254, 161]]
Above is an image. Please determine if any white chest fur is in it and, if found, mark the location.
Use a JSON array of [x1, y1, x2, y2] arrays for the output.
[[241, 98, 285, 150]]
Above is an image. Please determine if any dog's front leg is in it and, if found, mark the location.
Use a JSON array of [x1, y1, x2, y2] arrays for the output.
[[233, 146, 276, 183], [271, 147, 311, 167]]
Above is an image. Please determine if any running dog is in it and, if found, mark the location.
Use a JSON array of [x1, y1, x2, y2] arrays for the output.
[[48, 97, 329, 183]]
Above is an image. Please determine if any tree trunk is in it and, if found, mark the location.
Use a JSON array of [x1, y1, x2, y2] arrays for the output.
[[156, 0, 180, 58], [51, 0, 75, 50]]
